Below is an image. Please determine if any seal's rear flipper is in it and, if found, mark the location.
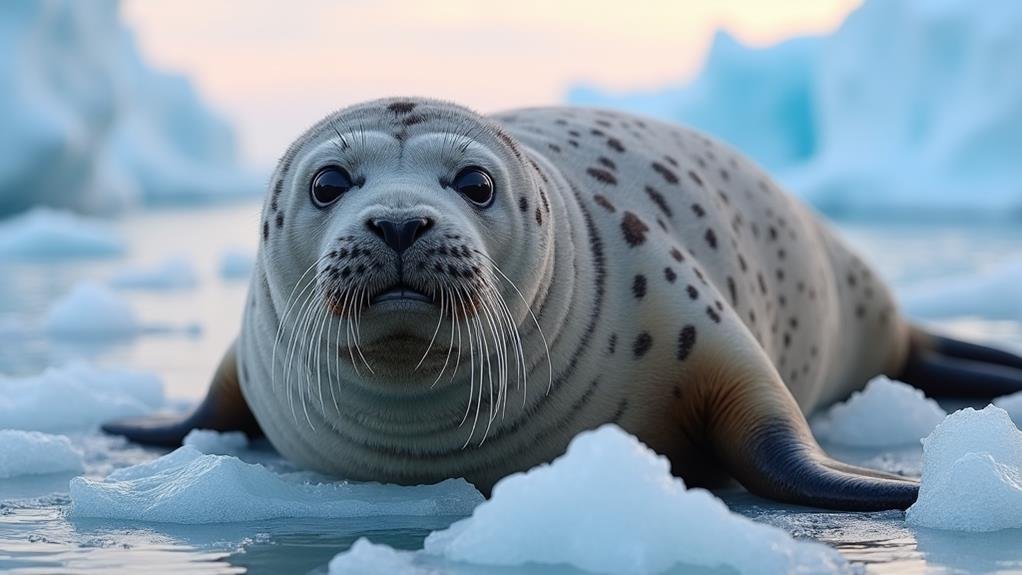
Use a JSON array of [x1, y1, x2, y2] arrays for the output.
[[102, 342, 263, 447], [898, 327, 1022, 397], [693, 353, 918, 510]]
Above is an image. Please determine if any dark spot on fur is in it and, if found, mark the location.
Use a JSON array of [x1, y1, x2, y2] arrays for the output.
[[607, 138, 625, 153], [727, 277, 738, 305], [387, 101, 416, 114], [664, 267, 677, 283], [519, 196, 528, 213], [645, 185, 672, 217], [687, 170, 704, 187], [587, 167, 617, 185], [598, 156, 617, 171], [262, 221, 269, 241], [632, 332, 653, 358], [677, 325, 697, 361], [621, 212, 649, 247], [686, 285, 699, 300], [706, 306, 721, 323], [651, 162, 679, 184], [704, 229, 717, 249], [593, 194, 616, 213], [691, 203, 706, 218], [632, 274, 647, 299], [402, 114, 426, 126]]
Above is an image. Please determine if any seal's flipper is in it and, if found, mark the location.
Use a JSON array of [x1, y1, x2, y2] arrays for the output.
[[693, 354, 918, 510], [898, 327, 1022, 397], [102, 342, 262, 446]]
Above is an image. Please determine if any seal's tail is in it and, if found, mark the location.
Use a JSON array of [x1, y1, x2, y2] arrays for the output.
[[896, 326, 1022, 398]]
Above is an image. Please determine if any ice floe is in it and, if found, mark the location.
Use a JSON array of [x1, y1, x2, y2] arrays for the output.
[[69, 446, 483, 524], [182, 429, 248, 455], [109, 256, 198, 290], [0, 430, 84, 478], [328, 425, 848, 575], [218, 248, 255, 281], [44, 281, 140, 338], [0, 0, 258, 215], [906, 406, 1022, 532], [0, 208, 124, 260], [811, 376, 947, 447], [0, 363, 163, 432]]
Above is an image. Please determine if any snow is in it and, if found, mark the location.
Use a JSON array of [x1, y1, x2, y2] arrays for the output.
[[811, 376, 947, 447], [994, 392, 1022, 428], [218, 248, 255, 280], [906, 406, 1022, 532], [0, 208, 124, 260], [109, 256, 198, 290], [182, 429, 248, 455], [570, 0, 1022, 218], [44, 281, 139, 338], [0, 0, 258, 215], [0, 363, 164, 432], [329, 425, 848, 575], [68, 445, 484, 524], [0, 430, 84, 478]]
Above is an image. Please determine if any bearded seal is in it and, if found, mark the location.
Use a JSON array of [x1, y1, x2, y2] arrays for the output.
[[104, 98, 1022, 510]]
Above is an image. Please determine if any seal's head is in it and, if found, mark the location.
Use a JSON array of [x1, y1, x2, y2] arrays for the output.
[[262, 98, 553, 399]]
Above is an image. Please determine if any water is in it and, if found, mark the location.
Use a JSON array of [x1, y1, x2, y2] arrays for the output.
[[1, 202, 1020, 574]]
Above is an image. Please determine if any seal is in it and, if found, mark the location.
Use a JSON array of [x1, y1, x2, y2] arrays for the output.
[[104, 98, 1022, 510]]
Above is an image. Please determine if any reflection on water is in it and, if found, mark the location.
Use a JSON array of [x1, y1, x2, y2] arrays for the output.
[[1, 203, 1020, 574]]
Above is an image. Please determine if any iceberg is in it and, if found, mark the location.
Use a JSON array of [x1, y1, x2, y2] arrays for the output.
[[69, 445, 484, 524], [44, 281, 139, 338], [571, 0, 1022, 219], [329, 425, 848, 575], [810, 376, 947, 447], [905, 406, 1022, 531], [0, 0, 258, 215], [109, 255, 198, 290], [218, 247, 255, 281], [0, 430, 84, 478], [0, 363, 164, 432], [0, 208, 124, 260]]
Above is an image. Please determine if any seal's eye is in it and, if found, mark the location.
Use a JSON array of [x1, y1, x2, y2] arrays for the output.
[[452, 167, 495, 207], [310, 166, 354, 208]]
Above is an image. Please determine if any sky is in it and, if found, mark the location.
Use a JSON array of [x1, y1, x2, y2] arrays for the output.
[[123, 0, 861, 169]]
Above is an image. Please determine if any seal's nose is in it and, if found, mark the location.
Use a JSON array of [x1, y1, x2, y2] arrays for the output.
[[367, 217, 433, 254]]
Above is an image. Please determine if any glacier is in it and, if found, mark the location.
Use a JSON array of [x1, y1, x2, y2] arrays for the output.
[[0, 0, 259, 215], [570, 0, 1022, 219]]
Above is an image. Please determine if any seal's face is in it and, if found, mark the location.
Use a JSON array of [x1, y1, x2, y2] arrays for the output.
[[263, 99, 552, 398]]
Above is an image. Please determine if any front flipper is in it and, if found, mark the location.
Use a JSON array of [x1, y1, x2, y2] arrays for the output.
[[102, 341, 262, 447], [692, 347, 917, 511]]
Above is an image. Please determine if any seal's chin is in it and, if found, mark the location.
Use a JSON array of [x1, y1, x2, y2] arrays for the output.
[[371, 282, 433, 305]]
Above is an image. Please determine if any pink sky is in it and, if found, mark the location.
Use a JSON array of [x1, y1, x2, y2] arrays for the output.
[[124, 0, 860, 168]]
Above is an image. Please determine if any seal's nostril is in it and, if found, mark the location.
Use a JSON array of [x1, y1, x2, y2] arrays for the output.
[[367, 217, 433, 254]]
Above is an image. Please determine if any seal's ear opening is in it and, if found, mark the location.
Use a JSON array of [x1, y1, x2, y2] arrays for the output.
[[101, 341, 263, 447]]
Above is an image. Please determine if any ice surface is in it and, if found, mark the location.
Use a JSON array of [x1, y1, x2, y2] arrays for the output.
[[0, 0, 258, 215], [44, 282, 139, 338], [810, 376, 947, 447], [905, 406, 1022, 531], [0, 430, 84, 478], [570, 0, 1022, 218], [902, 258, 1022, 321], [0, 363, 163, 432], [329, 425, 848, 575], [0, 208, 124, 260], [69, 446, 484, 524], [218, 248, 255, 281], [109, 256, 198, 290], [994, 392, 1022, 428], [182, 429, 248, 455]]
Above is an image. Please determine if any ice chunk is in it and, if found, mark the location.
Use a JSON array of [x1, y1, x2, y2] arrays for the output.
[[182, 429, 248, 455], [905, 406, 1022, 531], [0, 208, 124, 259], [44, 281, 139, 338], [811, 376, 946, 447], [0, 363, 163, 432], [328, 539, 431, 575], [0, 430, 84, 478], [69, 446, 483, 524], [109, 256, 198, 290], [994, 392, 1022, 428], [330, 425, 848, 575], [0, 1, 258, 215], [218, 248, 255, 280]]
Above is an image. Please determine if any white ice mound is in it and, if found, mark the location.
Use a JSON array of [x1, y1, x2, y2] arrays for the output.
[[811, 376, 946, 447], [0, 208, 124, 260], [218, 248, 255, 281], [571, 0, 1022, 218], [0, 363, 163, 432], [329, 425, 848, 575], [44, 281, 139, 338], [109, 256, 198, 290], [906, 406, 1022, 532], [0, 430, 84, 478], [0, 0, 258, 215], [69, 446, 484, 524], [182, 429, 248, 455], [994, 391, 1022, 428]]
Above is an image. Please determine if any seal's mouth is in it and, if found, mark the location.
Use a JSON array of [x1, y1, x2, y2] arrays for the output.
[[371, 282, 434, 305]]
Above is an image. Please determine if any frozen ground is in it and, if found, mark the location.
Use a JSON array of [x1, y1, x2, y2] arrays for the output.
[[0, 203, 1019, 574]]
